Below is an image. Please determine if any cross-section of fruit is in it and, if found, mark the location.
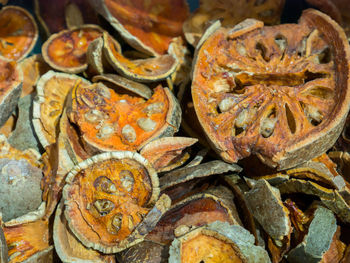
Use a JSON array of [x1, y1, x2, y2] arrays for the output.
[[67, 81, 181, 153], [191, 10, 350, 170], [0, 6, 38, 61], [63, 151, 171, 253]]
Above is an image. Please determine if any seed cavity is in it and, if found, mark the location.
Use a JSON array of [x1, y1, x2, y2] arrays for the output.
[[128, 215, 134, 231], [122, 124, 136, 143], [303, 104, 323, 125], [84, 109, 105, 124], [97, 123, 115, 139], [94, 176, 117, 193], [120, 170, 135, 192], [143, 102, 164, 116], [213, 79, 231, 93], [93, 199, 115, 216], [260, 107, 277, 138], [236, 43, 247, 56], [137, 118, 156, 132], [218, 97, 237, 113], [274, 34, 287, 54], [111, 213, 123, 232]]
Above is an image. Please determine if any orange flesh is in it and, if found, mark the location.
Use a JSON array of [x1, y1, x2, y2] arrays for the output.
[[181, 233, 243, 263], [71, 84, 170, 151], [147, 197, 232, 244], [0, 7, 36, 60], [65, 158, 152, 245], [105, 0, 188, 54], [4, 220, 50, 263], [47, 28, 102, 68], [0, 60, 17, 91]]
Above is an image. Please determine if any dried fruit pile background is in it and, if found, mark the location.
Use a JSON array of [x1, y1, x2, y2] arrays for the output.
[[1, 0, 350, 262]]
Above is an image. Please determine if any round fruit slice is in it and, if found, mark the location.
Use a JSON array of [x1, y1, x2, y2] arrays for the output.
[[183, 0, 285, 46], [33, 71, 91, 148], [63, 151, 170, 253], [67, 82, 181, 153], [42, 25, 103, 73], [89, 0, 189, 55], [103, 32, 178, 82], [0, 6, 38, 61], [0, 58, 22, 128], [192, 10, 350, 170]]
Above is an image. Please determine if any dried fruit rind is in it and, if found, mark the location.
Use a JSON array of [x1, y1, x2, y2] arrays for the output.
[[191, 10, 350, 169], [63, 151, 167, 253]]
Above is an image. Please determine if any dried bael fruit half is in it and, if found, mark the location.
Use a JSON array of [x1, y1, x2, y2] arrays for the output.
[[0, 58, 22, 128], [33, 71, 91, 148], [89, 0, 189, 55], [0, 6, 38, 61], [103, 33, 178, 82], [168, 221, 271, 263], [63, 151, 171, 253], [42, 25, 103, 74], [67, 81, 181, 153], [183, 0, 285, 46], [192, 10, 350, 170]]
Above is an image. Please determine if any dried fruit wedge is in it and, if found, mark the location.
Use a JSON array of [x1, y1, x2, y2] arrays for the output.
[[33, 71, 91, 148], [0, 6, 38, 61], [67, 82, 181, 153], [63, 151, 171, 253], [42, 25, 103, 73], [89, 0, 189, 55], [183, 0, 285, 46], [192, 10, 350, 170], [103, 33, 178, 82], [0, 58, 22, 128]]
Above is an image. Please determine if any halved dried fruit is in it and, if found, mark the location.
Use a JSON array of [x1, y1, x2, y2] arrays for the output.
[[192, 10, 350, 169], [63, 151, 171, 253], [103, 33, 178, 82], [183, 0, 285, 46], [0, 6, 38, 61], [33, 71, 91, 148], [0, 58, 22, 128], [168, 221, 271, 263], [89, 0, 189, 55], [42, 25, 103, 73], [68, 81, 181, 153]]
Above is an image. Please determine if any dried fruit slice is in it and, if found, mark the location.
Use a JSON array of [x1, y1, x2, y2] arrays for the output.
[[0, 224, 8, 263], [33, 71, 91, 148], [183, 0, 285, 46], [192, 10, 350, 169], [168, 221, 271, 263], [63, 151, 171, 253], [89, 0, 189, 55], [0, 6, 38, 61], [103, 33, 178, 82], [42, 25, 103, 73], [0, 58, 22, 127], [140, 137, 197, 172], [68, 82, 181, 153], [34, 0, 99, 36], [54, 201, 116, 263]]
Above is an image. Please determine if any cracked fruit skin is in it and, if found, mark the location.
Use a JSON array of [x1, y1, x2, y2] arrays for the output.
[[191, 10, 350, 170]]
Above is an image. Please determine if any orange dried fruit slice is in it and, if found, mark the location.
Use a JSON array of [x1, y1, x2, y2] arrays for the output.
[[67, 81, 181, 153], [0, 6, 38, 61], [0, 58, 22, 128], [33, 71, 91, 148], [183, 0, 285, 46], [42, 25, 103, 73], [63, 151, 171, 253], [192, 10, 350, 170], [90, 0, 189, 55], [103, 32, 178, 82]]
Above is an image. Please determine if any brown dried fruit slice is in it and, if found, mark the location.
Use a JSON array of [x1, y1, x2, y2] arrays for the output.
[[0, 6, 38, 61], [34, 0, 99, 36], [3, 219, 50, 263], [89, 0, 189, 55], [103, 33, 178, 82], [192, 10, 350, 170], [183, 0, 285, 46], [329, 151, 350, 182], [63, 151, 171, 253], [33, 71, 91, 148], [140, 137, 198, 172], [0, 58, 22, 128], [54, 201, 116, 263], [42, 25, 103, 73], [168, 221, 271, 263], [68, 81, 181, 153]]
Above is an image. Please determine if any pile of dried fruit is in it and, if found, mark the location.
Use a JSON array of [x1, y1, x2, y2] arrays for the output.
[[1, 0, 350, 262]]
